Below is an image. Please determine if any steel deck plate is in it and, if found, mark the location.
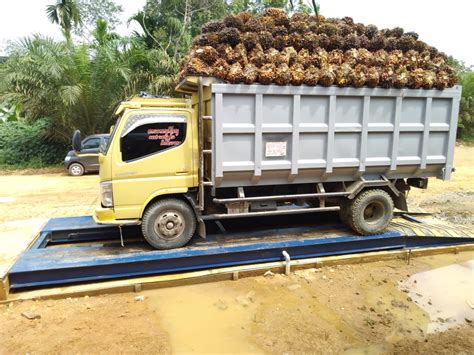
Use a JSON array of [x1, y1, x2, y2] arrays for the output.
[[7, 215, 474, 291]]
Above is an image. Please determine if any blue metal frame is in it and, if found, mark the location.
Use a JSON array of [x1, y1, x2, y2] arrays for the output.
[[7, 216, 474, 291]]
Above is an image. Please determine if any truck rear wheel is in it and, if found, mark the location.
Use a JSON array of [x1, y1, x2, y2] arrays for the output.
[[141, 199, 196, 250], [347, 189, 394, 235]]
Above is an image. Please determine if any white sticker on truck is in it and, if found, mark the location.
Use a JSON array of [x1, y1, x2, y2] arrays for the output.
[[265, 142, 287, 157]]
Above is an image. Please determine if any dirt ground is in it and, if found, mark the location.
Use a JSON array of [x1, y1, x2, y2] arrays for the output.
[[0, 145, 473, 354]]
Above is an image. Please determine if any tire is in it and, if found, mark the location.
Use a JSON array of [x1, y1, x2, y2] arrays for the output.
[[141, 199, 196, 250], [347, 189, 394, 235], [68, 163, 85, 176]]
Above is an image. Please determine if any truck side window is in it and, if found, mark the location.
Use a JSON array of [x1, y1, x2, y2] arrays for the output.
[[121, 118, 186, 162]]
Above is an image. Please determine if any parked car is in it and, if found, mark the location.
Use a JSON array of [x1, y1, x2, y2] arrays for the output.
[[64, 134, 109, 176]]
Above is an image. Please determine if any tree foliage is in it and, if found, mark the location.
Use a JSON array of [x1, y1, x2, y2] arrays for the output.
[[0, 118, 68, 167], [46, 0, 82, 40], [75, 0, 123, 37]]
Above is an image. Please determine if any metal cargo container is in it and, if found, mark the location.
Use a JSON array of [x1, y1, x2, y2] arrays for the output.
[[196, 83, 461, 188]]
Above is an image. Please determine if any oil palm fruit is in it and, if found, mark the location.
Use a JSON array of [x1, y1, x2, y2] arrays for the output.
[[350, 65, 367, 87], [357, 48, 373, 66], [394, 67, 409, 88], [236, 12, 252, 24], [219, 27, 241, 46], [235, 43, 248, 66], [301, 32, 318, 51], [193, 32, 219, 47], [265, 48, 281, 64], [213, 59, 230, 80], [242, 32, 259, 51], [372, 49, 388, 66], [227, 63, 245, 83], [366, 67, 380, 87], [249, 44, 265, 67], [289, 32, 303, 50], [328, 49, 344, 65], [344, 48, 359, 66], [243, 64, 259, 84], [386, 50, 403, 66], [338, 23, 354, 37], [289, 20, 309, 33], [317, 33, 330, 49], [385, 37, 398, 51], [297, 48, 311, 68], [292, 12, 311, 22], [224, 15, 244, 31], [404, 49, 419, 70], [404, 31, 419, 40], [342, 33, 360, 50], [435, 70, 450, 89], [264, 8, 289, 27], [397, 35, 416, 52], [318, 64, 336, 86], [195, 46, 219, 64], [358, 35, 371, 49], [315, 47, 329, 67], [259, 63, 276, 84], [245, 17, 264, 33], [379, 67, 395, 88], [388, 27, 404, 38], [422, 70, 436, 89], [259, 31, 274, 50], [290, 63, 305, 85], [202, 21, 224, 33], [408, 68, 425, 89], [184, 12, 456, 89], [335, 63, 353, 87], [275, 63, 291, 85], [185, 57, 210, 76], [369, 34, 387, 51], [365, 24, 378, 39], [304, 65, 320, 86], [273, 35, 288, 50], [273, 25, 288, 36], [328, 35, 344, 50]]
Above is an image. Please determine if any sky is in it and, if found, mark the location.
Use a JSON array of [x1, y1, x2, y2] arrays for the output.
[[0, 0, 473, 66]]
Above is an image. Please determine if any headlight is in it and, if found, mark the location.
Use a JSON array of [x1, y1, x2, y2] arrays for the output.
[[65, 156, 71, 162], [100, 181, 114, 208]]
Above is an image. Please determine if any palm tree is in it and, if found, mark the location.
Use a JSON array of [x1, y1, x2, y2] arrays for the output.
[[46, 0, 82, 40]]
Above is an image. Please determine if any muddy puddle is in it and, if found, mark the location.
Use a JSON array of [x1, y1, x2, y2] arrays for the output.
[[400, 260, 474, 333], [144, 282, 263, 353]]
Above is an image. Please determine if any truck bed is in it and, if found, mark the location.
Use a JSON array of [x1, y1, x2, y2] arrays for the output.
[[179, 78, 461, 188]]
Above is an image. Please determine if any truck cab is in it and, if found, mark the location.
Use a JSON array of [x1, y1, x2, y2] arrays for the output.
[[94, 96, 201, 248]]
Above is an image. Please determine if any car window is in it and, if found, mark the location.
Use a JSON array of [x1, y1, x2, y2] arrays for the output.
[[120, 114, 186, 162], [82, 138, 101, 149]]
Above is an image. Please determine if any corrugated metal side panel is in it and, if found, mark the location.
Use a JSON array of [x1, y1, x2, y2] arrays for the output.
[[211, 84, 461, 187]]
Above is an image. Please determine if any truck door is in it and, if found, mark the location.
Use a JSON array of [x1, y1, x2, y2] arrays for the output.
[[111, 111, 195, 219]]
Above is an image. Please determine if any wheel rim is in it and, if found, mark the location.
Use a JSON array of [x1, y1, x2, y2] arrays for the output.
[[154, 210, 185, 240], [71, 165, 82, 175], [363, 201, 385, 224]]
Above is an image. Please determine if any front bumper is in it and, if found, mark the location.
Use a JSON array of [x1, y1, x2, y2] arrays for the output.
[[94, 205, 140, 226]]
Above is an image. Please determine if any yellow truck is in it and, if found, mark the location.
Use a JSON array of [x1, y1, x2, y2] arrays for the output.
[[72, 77, 461, 249]]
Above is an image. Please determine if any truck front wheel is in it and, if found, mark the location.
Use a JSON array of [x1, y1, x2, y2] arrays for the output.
[[347, 189, 394, 235], [142, 199, 196, 250]]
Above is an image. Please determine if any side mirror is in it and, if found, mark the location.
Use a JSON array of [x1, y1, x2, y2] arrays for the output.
[[72, 130, 82, 152]]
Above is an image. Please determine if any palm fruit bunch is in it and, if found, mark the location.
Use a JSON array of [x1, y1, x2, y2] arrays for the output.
[[178, 9, 458, 89]]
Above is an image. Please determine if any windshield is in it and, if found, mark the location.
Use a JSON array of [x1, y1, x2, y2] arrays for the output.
[[100, 116, 121, 154]]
